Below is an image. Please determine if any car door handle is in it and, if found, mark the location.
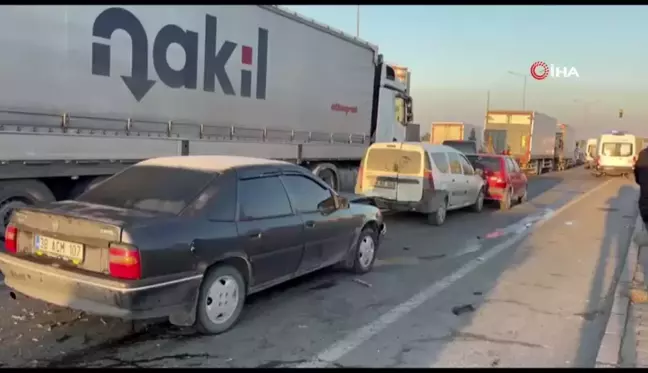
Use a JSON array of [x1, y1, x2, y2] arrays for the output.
[[247, 230, 262, 239], [304, 220, 316, 229]]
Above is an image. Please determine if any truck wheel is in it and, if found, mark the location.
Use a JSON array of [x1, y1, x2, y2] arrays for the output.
[[311, 163, 340, 191], [69, 176, 110, 199], [0, 180, 55, 239]]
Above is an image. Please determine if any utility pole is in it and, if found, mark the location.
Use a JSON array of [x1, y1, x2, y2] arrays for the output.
[[573, 99, 600, 127], [486, 90, 491, 111], [507, 71, 528, 110], [356, 5, 360, 37]]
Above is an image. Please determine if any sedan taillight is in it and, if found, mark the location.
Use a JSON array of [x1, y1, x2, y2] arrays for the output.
[[109, 245, 142, 280], [4, 225, 17, 253]]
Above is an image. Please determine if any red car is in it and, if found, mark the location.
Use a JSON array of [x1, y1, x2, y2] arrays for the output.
[[466, 154, 528, 210]]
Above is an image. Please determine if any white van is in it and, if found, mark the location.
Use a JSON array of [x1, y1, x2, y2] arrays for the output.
[[595, 131, 639, 176], [355, 142, 485, 225], [584, 138, 597, 169]]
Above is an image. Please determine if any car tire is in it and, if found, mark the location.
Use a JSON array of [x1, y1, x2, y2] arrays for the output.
[[195, 265, 247, 335], [471, 188, 485, 213], [517, 188, 528, 204], [351, 227, 379, 274], [427, 198, 447, 226], [499, 188, 513, 210]]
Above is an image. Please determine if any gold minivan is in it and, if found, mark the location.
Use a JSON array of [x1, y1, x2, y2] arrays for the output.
[[355, 142, 485, 225]]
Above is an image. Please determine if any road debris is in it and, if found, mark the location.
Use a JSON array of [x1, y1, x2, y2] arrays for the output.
[[451, 304, 475, 316], [353, 278, 372, 288], [485, 231, 503, 239], [55, 334, 71, 343], [11, 315, 26, 321], [630, 288, 648, 304]]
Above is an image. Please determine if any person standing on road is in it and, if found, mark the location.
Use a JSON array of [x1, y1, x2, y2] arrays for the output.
[[634, 146, 648, 229]]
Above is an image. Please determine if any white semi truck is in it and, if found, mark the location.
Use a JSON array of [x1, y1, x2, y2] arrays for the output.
[[0, 5, 413, 237], [484, 110, 557, 174]]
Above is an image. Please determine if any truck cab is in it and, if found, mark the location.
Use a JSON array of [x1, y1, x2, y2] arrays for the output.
[[584, 138, 598, 169], [373, 62, 413, 143]]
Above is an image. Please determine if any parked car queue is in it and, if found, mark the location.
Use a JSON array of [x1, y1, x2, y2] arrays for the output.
[[0, 144, 529, 336], [354, 142, 530, 224]]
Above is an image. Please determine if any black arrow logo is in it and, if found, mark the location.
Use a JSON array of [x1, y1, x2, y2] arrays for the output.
[[92, 7, 156, 102], [121, 38, 156, 102]]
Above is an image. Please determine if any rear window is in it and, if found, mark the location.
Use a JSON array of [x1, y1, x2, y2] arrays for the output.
[[365, 148, 422, 175], [601, 142, 633, 157], [466, 155, 502, 171], [442, 141, 477, 155], [587, 144, 596, 156], [77, 165, 217, 214]]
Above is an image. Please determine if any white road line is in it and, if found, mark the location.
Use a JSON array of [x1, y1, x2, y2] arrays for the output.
[[297, 178, 615, 368]]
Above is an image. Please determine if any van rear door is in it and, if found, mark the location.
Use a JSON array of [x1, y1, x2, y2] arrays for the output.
[[358, 143, 424, 202], [599, 136, 635, 168]]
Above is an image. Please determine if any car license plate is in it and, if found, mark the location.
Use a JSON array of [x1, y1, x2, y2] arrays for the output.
[[375, 179, 396, 189], [34, 235, 84, 264]]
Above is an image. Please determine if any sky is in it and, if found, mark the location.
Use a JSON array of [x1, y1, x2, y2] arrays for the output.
[[285, 5, 648, 140]]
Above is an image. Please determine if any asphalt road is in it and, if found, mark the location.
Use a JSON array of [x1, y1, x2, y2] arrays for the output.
[[0, 167, 639, 367]]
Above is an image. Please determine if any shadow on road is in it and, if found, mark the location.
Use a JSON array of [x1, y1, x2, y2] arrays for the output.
[[374, 178, 636, 367], [619, 219, 648, 367], [572, 185, 637, 366]]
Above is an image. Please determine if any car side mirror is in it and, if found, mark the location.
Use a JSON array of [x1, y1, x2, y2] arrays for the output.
[[476, 168, 484, 177], [317, 194, 348, 214], [336, 195, 349, 209]]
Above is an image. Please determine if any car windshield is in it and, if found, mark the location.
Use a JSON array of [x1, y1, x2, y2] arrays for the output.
[[76, 165, 217, 215], [601, 142, 633, 157], [442, 141, 477, 155], [466, 155, 501, 171]]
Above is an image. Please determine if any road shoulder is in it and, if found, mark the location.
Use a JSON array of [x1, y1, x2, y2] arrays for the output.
[[609, 219, 648, 368]]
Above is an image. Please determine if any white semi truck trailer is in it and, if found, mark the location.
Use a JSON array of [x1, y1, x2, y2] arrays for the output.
[[484, 110, 557, 174], [0, 5, 414, 237]]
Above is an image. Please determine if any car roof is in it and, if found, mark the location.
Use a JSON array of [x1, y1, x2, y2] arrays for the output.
[[471, 153, 506, 159], [136, 155, 291, 172], [402, 142, 461, 153]]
